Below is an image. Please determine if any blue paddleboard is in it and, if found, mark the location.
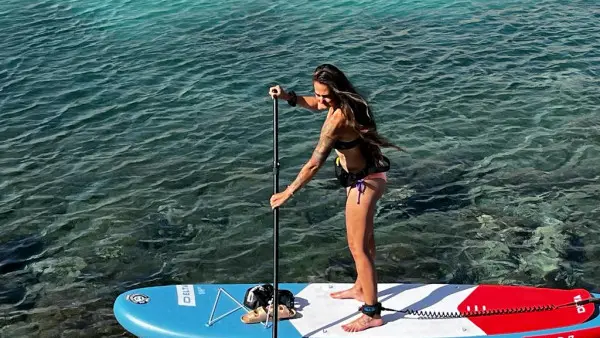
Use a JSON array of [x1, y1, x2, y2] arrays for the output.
[[113, 282, 600, 338]]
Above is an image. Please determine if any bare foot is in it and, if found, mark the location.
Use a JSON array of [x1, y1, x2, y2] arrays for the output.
[[342, 314, 384, 332], [330, 286, 364, 302]]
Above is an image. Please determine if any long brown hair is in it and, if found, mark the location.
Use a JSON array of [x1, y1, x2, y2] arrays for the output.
[[312, 64, 405, 163]]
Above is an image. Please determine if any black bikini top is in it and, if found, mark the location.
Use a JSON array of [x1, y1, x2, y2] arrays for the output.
[[333, 137, 362, 150]]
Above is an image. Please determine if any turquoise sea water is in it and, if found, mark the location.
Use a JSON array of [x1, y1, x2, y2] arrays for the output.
[[1, 0, 599, 336]]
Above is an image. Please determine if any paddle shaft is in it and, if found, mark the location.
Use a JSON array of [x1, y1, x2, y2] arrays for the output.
[[272, 97, 280, 337]]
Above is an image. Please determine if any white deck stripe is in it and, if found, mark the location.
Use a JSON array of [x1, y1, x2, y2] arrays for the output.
[[290, 283, 487, 338]]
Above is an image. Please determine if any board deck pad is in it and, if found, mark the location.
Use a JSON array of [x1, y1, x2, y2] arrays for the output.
[[113, 282, 600, 338]]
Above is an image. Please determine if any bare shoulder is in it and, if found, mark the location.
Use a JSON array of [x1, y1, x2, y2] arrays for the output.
[[324, 108, 346, 131]]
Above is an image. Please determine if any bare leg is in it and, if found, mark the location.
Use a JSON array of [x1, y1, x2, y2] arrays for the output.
[[339, 178, 385, 332], [330, 187, 378, 301], [330, 212, 376, 301]]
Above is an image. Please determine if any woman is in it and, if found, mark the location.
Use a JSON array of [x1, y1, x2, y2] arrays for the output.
[[269, 64, 403, 332]]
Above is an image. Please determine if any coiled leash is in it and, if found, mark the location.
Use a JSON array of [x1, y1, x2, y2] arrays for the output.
[[358, 297, 600, 319]]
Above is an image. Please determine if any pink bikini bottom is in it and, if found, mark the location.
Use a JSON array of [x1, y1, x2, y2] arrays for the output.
[[363, 172, 387, 181], [348, 172, 387, 204], [335, 157, 389, 204]]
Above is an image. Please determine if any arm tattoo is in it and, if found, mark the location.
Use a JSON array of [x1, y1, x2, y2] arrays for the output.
[[311, 121, 336, 165], [286, 118, 338, 194]]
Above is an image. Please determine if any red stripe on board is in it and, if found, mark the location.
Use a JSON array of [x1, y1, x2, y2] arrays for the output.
[[457, 285, 595, 335], [524, 326, 600, 338]]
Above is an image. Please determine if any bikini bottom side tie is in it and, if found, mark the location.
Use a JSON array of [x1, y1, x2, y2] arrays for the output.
[[334, 156, 390, 205], [352, 179, 366, 204]]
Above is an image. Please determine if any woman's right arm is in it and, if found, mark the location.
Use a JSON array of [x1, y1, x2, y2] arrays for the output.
[[269, 85, 320, 111], [295, 95, 319, 110]]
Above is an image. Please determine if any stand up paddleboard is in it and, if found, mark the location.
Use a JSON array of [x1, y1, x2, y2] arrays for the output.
[[113, 98, 600, 338], [113, 282, 600, 338]]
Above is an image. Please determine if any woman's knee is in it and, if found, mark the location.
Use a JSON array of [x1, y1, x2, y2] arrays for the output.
[[348, 241, 370, 261]]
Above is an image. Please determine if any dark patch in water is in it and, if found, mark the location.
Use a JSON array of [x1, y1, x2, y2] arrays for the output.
[[564, 230, 586, 264], [0, 274, 39, 312], [0, 283, 27, 307], [137, 214, 198, 251], [401, 182, 471, 216], [380, 162, 472, 219], [325, 256, 357, 281], [0, 235, 45, 274], [447, 263, 480, 285], [137, 216, 178, 250], [0, 235, 44, 322]]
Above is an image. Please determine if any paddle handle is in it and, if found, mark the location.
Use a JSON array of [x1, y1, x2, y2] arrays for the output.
[[272, 96, 280, 337]]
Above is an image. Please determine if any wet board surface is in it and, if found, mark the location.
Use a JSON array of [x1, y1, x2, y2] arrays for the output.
[[113, 283, 600, 338]]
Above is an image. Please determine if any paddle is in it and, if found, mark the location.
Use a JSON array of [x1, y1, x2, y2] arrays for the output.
[[272, 96, 280, 337]]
